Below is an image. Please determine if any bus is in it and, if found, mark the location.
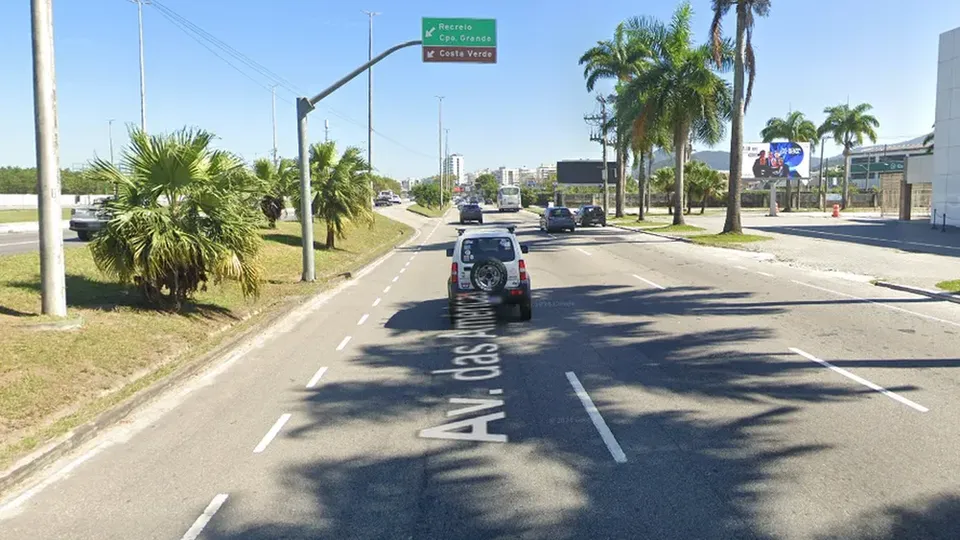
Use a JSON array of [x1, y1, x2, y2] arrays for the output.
[[497, 185, 521, 212]]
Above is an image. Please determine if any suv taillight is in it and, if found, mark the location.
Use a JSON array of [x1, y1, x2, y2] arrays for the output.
[[451, 262, 459, 285], [518, 260, 527, 282]]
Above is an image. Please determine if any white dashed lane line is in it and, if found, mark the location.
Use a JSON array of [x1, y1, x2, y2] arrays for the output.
[[383, 286, 391, 293], [756, 271, 774, 277], [632, 274, 666, 290], [400, 268, 406, 274], [179, 493, 229, 540], [357, 313, 369, 325], [306, 367, 328, 389], [372, 297, 382, 307], [576, 248, 591, 256], [566, 372, 627, 463], [336, 336, 352, 351], [253, 414, 291, 454]]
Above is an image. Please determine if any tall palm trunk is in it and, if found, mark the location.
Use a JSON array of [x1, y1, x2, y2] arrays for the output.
[[842, 147, 851, 210], [723, 6, 748, 234], [647, 150, 654, 214], [637, 152, 646, 221], [785, 178, 793, 211], [326, 223, 335, 249], [615, 146, 625, 218], [673, 124, 687, 225]]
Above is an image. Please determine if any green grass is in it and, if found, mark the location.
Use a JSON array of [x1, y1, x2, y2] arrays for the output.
[[650, 224, 705, 233], [936, 280, 960, 293], [524, 206, 545, 216], [688, 233, 772, 247], [0, 214, 412, 469], [0, 208, 72, 224], [407, 203, 450, 218]]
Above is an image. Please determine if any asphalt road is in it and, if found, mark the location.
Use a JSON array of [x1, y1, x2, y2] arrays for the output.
[[0, 230, 85, 256], [3, 204, 960, 539]]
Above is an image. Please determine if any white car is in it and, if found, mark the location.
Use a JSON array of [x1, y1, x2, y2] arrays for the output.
[[391, 194, 402, 205], [446, 225, 532, 323]]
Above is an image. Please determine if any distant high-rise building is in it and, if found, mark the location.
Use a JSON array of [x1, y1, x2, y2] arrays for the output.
[[494, 167, 519, 186], [443, 154, 465, 185]]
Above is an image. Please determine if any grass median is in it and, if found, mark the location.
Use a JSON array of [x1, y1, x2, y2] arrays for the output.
[[0, 208, 71, 224], [688, 232, 772, 247], [407, 203, 450, 218], [0, 214, 412, 470], [936, 279, 960, 293]]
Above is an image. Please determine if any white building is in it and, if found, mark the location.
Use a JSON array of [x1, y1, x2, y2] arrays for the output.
[[934, 25, 960, 227], [537, 165, 557, 181], [444, 154, 465, 185], [494, 167, 519, 186]]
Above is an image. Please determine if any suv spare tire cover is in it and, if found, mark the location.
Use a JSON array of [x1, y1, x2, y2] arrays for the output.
[[469, 258, 509, 293]]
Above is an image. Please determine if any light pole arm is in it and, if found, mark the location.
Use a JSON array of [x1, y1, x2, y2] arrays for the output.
[[307, 39, 422, 107]]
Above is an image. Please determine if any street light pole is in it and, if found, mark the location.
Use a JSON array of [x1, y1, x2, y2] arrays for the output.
[[436, 96, 444, 208], [271, 85, 278, 166], [363, 10, 380, 207], [31, 0, 67, 317], [108, 119, 115, 164], [131, 0, 148, 132]]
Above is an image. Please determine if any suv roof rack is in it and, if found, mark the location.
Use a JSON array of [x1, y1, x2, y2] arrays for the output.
[[456, 225, 517, 236]]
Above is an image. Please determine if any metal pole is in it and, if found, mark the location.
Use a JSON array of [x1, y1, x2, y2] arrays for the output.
[[271, 85, 278, 166], [599, 95, 609, 213], [818, 137, 826, 210], [437, 96, 444, 208], [324, 119, 329, 142], [108, 119, 115, 164], [296, 98, 315, 282], [134, 0, 147, 132], [31, 0, 67, 317]]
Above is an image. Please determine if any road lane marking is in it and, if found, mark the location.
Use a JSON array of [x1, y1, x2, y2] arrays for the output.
[[576, 248, 591, 256], [336, 336, 352, 351], [757, 271, 774, 277], [781, 226, 960, 251], [383, 286, 391, 293], [0, 241, 37, 247], [372, 297, 382, 307], [400, 267, 406, 274], [357, 314, 369, 325], [392, 275, 399, 282], [180, 493, 229, 540], [306, 367, 328, 389], [632, 274, 666, 290], [791, 280, 960, 329], [734, 265, 748, 270], [789, 348, 929, 412], [565, 372, 627, 463], [405, 261, 411, 267], [254, 414, 291, 453], [547, 233, 557, 239]]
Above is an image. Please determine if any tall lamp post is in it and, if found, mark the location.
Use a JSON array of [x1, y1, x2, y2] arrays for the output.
[[130, 0, 149, 132], [436, 96, 444, 208]]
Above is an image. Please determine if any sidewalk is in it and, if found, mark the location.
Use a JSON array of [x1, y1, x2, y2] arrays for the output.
[[0, 220, 70, 234], [614, 210, 960, 292]]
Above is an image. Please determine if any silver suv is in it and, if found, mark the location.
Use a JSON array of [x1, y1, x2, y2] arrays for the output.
[[446, 225, 532, 323]]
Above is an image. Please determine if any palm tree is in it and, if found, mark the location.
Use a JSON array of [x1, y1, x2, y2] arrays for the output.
[[86, 128, 263, 310], [651, 166, 677, 214], [817, 103, 880, 209], [760, 111, 819, 211], [314, 146, 375, 249], [620, 1, 733, 225], [685, 161, 727, 214], [253, 157, 297, 228], [923, 124, 934, 154], [710, 0, 772, 233]]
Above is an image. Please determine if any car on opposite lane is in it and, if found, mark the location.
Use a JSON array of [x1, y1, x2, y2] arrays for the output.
[[446, 226, 532, 323], [540, 206, 576, 233], [459, 203, 484, 224]]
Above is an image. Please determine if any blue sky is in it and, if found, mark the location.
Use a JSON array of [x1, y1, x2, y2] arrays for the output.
[[1, 0, 958, 179]]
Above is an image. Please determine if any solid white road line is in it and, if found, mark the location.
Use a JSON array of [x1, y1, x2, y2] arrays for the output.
[[357, 313, 369, 325], [789, 348, 929, 412], [306, 367, 328, 389], [577, 247, 591, 256], [253, 414, 292, 453], [336, 336, 352, 351], [565, 372, 627, 463], [632, 274, 666, 290], [180, 493, 229, 540], [372, 297, 382, 307], [757, 271, 774, 277], [781, 226, 960, 252], [383, 285, 391, 293], [791, 280, 960, 329]]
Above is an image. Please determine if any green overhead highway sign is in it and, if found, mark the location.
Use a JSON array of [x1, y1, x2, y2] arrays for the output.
[[422, 18, 497, 64], [851, 161, 905, 173]]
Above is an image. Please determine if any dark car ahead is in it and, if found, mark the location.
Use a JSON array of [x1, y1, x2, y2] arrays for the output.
[[459, 203, 483, 224], [575, 205, 606, 227], [539, 206, 576, 233], [69, 198, 113, 241]]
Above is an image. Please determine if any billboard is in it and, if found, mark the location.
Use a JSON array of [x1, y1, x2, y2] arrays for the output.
[[556, 160, 619, 186], [742, 142, 811, 180]]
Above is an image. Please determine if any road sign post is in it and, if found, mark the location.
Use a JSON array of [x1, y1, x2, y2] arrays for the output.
[[422, 18, 497, 64]]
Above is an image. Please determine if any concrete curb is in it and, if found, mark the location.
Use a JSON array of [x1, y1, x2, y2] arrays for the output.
[[874, 281, 960, 305], [611, 223, 693, 244], [0, 224, 417, 496]]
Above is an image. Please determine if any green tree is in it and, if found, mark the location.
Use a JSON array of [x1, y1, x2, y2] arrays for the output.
[[371, 174, 402, 194], [760, 110, 819, 211], [86, 128, 264, 310], [620, 1, 733, 225], [410, 182, 441, 208], [314, 144, 374, 249], [710, 0, 772, 233], [817, 103, 880, 209], [650, 166, 677, 214], [474, 173, 499, 202], [252, 158, 297, 228], [685, 161, 727, 214]]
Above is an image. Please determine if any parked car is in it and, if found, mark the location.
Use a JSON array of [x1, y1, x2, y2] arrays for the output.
[[69, 199, 112, 241], [539, 206, 576, 233], [459, 203, 483, 224], [575, 205, 606, 227]]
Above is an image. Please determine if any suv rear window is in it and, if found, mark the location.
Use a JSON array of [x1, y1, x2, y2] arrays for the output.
[[460, 237, 516, 263], [549, 208, 572, 217], [583, 207, 603, 215]]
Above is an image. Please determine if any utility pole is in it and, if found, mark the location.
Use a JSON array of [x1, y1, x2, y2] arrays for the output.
[[270, 85, 278, 166], [363, 10, 380, 205], [31, 0, 67, 317], [436, 96, 444, 208], [324, 119, 330, 143], [596, 95, 610, 212], [131, 0, 149, 132], [108, 119, 116, 164]]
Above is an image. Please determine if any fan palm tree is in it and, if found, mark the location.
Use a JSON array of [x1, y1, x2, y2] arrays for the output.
[[817, 103, 880, 209], [760, 111, 819, 211], [86, 128, 264, 310], [314, 146, 375, 249], [710, 0, 772, 233], [620, 1, 733, 225], [253, 157, 297, 228], [685, 161, 727, 214]]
